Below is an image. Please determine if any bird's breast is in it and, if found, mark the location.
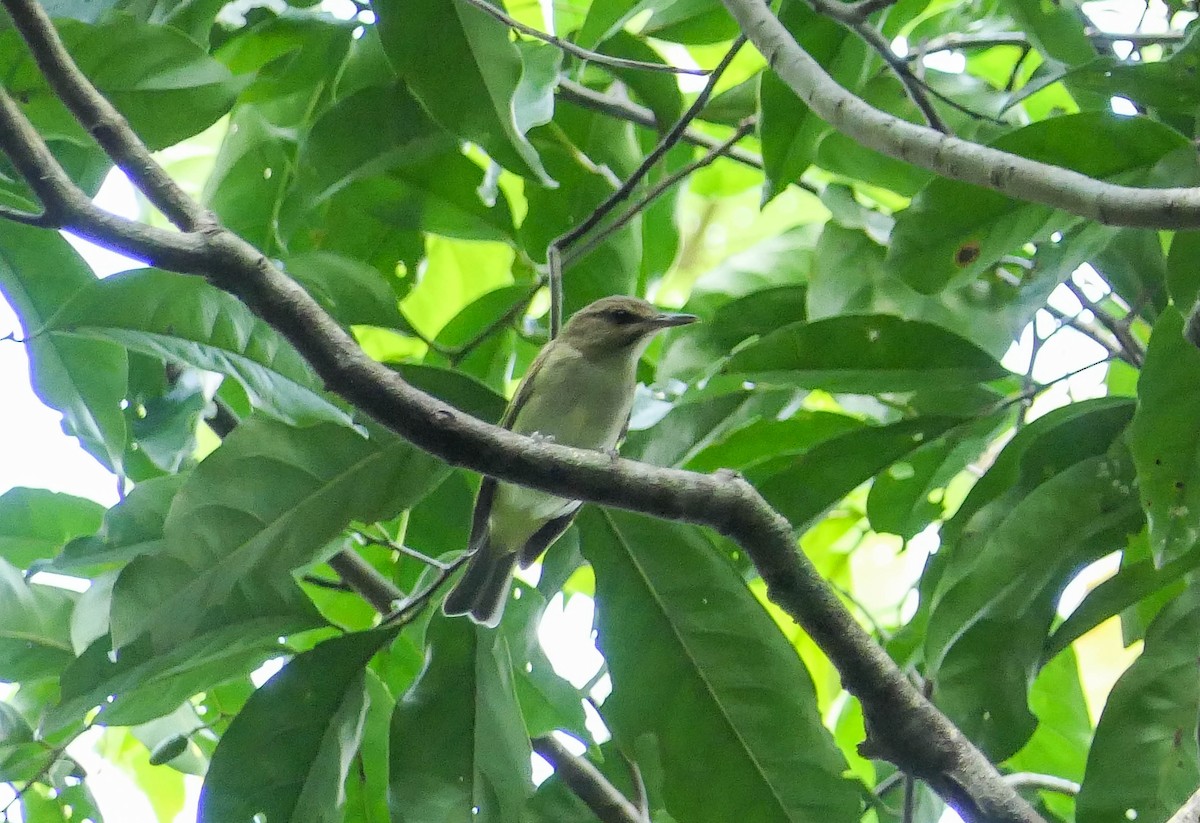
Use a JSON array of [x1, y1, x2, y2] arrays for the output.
[[510, 348, 636, 450]]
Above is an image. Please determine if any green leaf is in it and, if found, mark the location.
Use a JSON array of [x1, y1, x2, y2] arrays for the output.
[[110, 418, 447, 649], [281, 83, 515, 246], [343, 670, 392, 823], [0, 222, 127, 472], [0, 558, 76, 681], [0, 488, 104, 569], [756, 417, 968, 531], [1046, 542, 1200, 662], [53, 475, 184, 574], [51, 580, 325, 728], [1076, 588, 1200, 823], [1003, 0, 1094, 67], [282, 252, 405, 330], [579, 510, 862, 823], [199, 628, 395, 823], [1167, 231, 1200, 311], [867, 416, 1003, 540], [926, 453, 1141, 759], [888, 113, 1189, 294], [1005, 648, 1092, 822], [389, 615, 532, 822], [808, 223, 1053, 359], [723, 315, 1009, 392], [376, 0, 554, 185], [49, 268, 351, 428], [759, 0, 855, 201], [634, 0, 739, 44], [623, 385, 804, 468], [0, 16, 241, 150], [1131, 308, 1200, 565]]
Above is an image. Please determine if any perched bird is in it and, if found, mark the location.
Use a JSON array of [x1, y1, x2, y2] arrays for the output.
[[442, 295, 697, 627]]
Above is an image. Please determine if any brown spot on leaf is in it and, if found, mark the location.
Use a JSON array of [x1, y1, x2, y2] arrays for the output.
[[955, 242, 981, 267]]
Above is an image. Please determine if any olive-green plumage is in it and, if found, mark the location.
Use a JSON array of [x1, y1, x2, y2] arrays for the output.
[[441, 295, 697, 627]]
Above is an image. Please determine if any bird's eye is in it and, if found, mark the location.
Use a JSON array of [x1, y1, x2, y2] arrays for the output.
[[608, 308, 637, 324]]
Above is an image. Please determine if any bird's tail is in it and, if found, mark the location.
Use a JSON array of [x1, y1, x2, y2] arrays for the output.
[[442, 539, 516, 628]]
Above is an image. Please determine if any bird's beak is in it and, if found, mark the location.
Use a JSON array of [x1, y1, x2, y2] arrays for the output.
[[652, 311, 699, 328]]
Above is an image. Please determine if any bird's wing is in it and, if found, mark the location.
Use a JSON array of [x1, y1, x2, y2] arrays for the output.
[[467, 338, 557, 550], [518, 504, 581, 567]]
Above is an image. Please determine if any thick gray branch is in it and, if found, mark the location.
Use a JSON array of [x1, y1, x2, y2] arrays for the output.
[[720, 0, 1200, 229]]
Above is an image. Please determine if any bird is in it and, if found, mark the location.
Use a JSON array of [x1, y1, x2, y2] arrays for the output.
[[442, 294, 698, 627]]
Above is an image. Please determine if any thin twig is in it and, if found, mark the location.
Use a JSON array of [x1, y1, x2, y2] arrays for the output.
[[557, 79, 769, 168], [902, 774, 916, 823], [354, 531, 452, 571], [804, 0, 950, 132], [0, 729, 87, 817], [449, 279, 544, 364], [458, 0, 708, 75], [301, 573, 355, 592], [1062, 279, 1145, 366], [845, 0, 900, 18], [566, 28, 744, 235], [911, 29, 1184, 59], [1004, 772, 1080, 797], [564, 119, 755, 267], [532, 736, 645, 823]]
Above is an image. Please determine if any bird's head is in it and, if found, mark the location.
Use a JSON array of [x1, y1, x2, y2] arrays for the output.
[[560, 295, 697, 358]]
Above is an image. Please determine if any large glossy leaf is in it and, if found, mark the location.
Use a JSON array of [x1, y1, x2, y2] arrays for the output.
[[376, 0, 554, 184], [109, 418, 447, 649], [281, 83, 515, 246], [1075, 589, 1200, 823], [1130, 308, 1200, 565], [579, 510, 861, 822], [199, 628, 395, 823], [50, 580, 324, 729], [389, 614, 532, 822], [0, 17, 241, 150], [755, 416, 968, 531], [888, 114, 1189, 293], [925, 453, 1141, 759], [0, 488, 104, 569], [0, 558, 76, 681], [48, 268, 351, 427], [0, 222, 127, 471], [809, 221, 1056, 359], [722, 315, 1008, 393]]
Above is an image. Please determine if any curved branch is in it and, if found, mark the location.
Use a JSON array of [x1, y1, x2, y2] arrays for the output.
[[720, 0, 1200, 229], [532, 736, 646, 823], [0, 1, 1043, 820], [3, 0, 210, 231]]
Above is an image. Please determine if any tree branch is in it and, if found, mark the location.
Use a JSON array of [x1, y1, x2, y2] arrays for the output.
[[911, 30, 1184, 58], [557, 79, 767, 169], [804, 0, 950, 132], [532, 736, 646, 823], [547, 35, 746, 332], [1062, 279, 1145, 367], [457, 0, 707, 75], [1168, 786, 1200, 823], [2, 0, 210, 231], [0, 3, 1043, 820], [721, 0, 1200, 229], [564, 119, 756, 267]]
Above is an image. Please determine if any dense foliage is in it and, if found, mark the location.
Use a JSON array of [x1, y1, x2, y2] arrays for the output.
[[1, 0, 1199, 820]]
